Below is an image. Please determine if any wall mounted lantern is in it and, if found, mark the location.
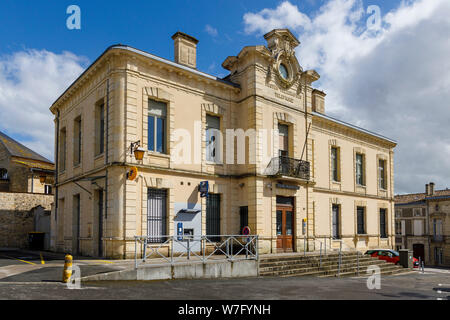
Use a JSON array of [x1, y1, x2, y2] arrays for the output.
[[130, 140, 145, 161]]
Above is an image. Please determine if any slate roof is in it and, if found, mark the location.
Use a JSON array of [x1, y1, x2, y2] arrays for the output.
[[395, 189, 450, 204], [0, 131, 53, 164]]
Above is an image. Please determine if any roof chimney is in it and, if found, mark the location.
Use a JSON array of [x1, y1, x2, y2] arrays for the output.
[[426, 184, 430, 195], [172, 31, 199, 69], [430, 182, 435, 196]]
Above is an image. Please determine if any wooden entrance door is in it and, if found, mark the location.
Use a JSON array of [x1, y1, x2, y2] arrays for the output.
[[276, 205, 294, 252]]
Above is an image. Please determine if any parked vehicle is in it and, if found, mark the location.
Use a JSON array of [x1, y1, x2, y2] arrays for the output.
[[365, 249, 419, 268]]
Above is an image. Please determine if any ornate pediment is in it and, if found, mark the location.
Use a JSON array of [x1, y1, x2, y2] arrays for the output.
[[264, 29, 303, 90]]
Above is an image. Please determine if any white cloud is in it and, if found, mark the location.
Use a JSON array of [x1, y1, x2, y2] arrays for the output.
[[205, 24, 218, 37], [0, 49, 86, 161], [243, 1, 311, 34], [243, 0, 450, 194]]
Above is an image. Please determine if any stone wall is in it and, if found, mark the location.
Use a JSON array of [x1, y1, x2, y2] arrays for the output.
[[0, 192, 53, 248]]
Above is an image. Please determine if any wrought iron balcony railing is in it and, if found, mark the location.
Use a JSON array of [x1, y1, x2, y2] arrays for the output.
[[432, 235, 444, 242], [265, 156, 310, 180]]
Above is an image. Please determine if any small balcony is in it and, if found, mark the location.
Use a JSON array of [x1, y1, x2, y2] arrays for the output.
[[432, 235, 444, 242], [265, 156, 310, 180]]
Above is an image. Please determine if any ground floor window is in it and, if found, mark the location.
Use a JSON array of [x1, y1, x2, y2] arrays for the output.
[[357, 206, 365, 235], [239, 206, 248, 235], [332, 204, 340, 239], [206, 193, 221, 241], [380, 208, 387, 238], [434, 247, 444, 265], [147, 188, 167, 243]]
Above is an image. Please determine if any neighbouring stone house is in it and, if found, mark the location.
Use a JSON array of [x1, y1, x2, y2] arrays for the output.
[[0, 131, 55, 248], [395, 182, 450, 266]]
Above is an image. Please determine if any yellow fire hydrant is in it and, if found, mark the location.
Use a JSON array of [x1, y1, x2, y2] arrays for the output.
[[62, 254, 73, 283]]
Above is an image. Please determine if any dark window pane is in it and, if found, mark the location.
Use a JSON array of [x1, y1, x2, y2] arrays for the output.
[[332, 205, 340, 239], [239, 206, 248, 234], [148, 116, 154, 151], [157, 117, 165, 153], [276, 211, 282, 235], [206, 194, 221, 242], [285, 211, 293, 235], [357, 207, 365, 234], [380, 209, 387, 238]]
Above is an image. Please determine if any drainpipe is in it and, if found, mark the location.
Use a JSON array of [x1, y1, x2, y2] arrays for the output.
[[55, 109, 60, 221], [105, 78, 109, 221]]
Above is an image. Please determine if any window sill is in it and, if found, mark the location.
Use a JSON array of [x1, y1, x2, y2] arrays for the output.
[[94, 153, 104, 160], [206, 161, 223, 166], [147, 151, 170, 158], [73, 164, 81, 169], [331, 180, 341, 184]]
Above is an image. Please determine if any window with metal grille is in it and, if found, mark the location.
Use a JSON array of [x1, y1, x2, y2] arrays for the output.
[[332, 204, 340, 239], [206, 193, 221, 241], [380, 208, 387, 238], [147, 188, 167, 243], [357, 206, 365, 234], [239, 206, 248, 234]]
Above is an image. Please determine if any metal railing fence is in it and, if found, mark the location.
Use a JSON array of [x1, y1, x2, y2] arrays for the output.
[[134, 235, 258, 269]]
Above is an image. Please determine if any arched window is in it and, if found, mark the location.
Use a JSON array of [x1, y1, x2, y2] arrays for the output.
[[0, 168, 8, 180]]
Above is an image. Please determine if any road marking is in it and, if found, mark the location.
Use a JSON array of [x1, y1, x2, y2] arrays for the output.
[[0, 254, 36, 265], [95, 260, 115, 264], [40, 253, 45, 265]]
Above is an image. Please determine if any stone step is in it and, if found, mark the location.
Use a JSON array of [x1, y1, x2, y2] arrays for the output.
[[259, 256, 375, 268], [260, 258, 387, 273], [260, 252, 361, 263], [261, 262, 396, 277], [259, 256, 376, 269], [318, 265, 409, 278]]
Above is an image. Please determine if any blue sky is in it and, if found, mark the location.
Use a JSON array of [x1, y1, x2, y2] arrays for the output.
[[0, 0, 395, 76], [1, 0, 449, 194]]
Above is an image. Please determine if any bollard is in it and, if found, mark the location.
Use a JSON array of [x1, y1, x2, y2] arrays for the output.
[[62, 254, 73, 283]]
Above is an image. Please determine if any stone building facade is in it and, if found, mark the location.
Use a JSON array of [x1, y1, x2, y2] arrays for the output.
[[395, 183, 450, 266], [0, 131, 55, 248], [50, 29, 397, 259]]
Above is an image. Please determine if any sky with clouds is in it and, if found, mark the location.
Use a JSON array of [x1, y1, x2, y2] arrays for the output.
[[0, 0, 449, 194]]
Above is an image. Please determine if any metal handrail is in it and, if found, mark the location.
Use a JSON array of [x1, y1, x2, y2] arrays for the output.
[[134, 235, 259, 269], [265, 156, 310, 180]]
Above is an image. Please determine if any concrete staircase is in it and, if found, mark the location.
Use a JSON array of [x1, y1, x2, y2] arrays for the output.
[[259, 252, 413, 278]]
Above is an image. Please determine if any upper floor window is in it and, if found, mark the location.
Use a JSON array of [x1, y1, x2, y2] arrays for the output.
[[148, 99, 167, 154], [355, 153, 365, 186], [331, 147, 340, 182], [278, 124, 289, 157], [206, 114, 221, 163], [73, 117, 82, 166], [95, 102, 105, 156], [59, 128, 66, 172], [378, 159, 387, 189]]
